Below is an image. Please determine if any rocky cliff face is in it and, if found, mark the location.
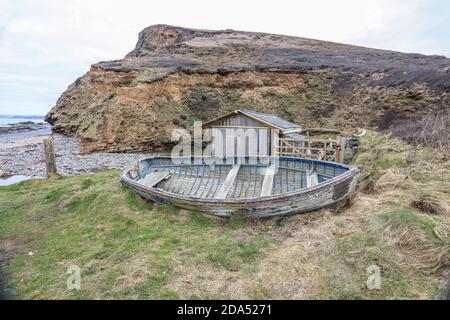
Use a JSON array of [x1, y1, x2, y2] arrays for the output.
[[46, 24, 450, 152]]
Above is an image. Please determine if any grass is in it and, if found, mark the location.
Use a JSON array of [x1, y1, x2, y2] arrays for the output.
[[318, 131, 450, 299], [0, 171, 273, 299], [378, 208, 437, 236], [326, 207, 447, 299], [1, 132, 449, 299]]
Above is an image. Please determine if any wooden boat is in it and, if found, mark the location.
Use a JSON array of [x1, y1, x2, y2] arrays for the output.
[[120, 156, 359, 218]]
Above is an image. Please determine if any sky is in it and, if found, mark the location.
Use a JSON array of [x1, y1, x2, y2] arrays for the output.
[[0, 0, 449, 116]]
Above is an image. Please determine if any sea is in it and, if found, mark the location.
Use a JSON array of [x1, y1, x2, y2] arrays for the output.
[[0, 115, 45, 125], [0, 115, 51, 144]]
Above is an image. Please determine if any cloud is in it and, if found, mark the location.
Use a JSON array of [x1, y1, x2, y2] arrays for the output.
[[0, 0, 448, 115]]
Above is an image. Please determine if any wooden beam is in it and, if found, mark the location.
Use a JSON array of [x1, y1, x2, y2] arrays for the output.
[[281, 138, 337, 143], [302, 127, 344, 135], [339, 136, 347, 163], [281, 128, 303, 134], [140, 171, 171, 188], [260, 163, 276, 197], [209, 125, 268, 129], [335, 135, 341, 163], [43, 137, 58, 178], [215, 164, 241, 199], [202, 110, 240, 128], [203, 110, 282, 130]]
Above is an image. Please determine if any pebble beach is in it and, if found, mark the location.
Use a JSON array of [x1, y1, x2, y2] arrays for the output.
[[0, 122, 152, 179]]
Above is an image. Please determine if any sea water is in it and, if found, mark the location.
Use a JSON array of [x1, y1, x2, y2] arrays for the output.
[[0, 115, 45, 125], [0, 175, 32, 186]]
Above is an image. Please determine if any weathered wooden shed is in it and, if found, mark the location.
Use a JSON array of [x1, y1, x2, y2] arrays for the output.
[[202, 109, 304, 158], [202, 109, 347, 163]]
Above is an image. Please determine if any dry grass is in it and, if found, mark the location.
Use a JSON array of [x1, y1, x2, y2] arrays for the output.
[[390, 109, 450, 158], [411, 192, 449, 216], [379, 209, 450, 274], [255, 131, 450, 299]]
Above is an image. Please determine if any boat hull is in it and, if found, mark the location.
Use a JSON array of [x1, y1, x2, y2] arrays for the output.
[[120, 156, 359, 218]]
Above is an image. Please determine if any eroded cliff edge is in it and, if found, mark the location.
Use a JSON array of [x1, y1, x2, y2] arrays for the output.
[[46, 24, 450, 152]]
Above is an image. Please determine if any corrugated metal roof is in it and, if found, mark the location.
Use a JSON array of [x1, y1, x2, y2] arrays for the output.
[[238, 109, 300, 130]]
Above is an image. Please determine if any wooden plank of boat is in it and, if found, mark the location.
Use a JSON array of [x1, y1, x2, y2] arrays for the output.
[[260, 163, 276, 197], [215, 164, 241, 199], [140, 171, 171, 188], [306, 172, 319, 187]]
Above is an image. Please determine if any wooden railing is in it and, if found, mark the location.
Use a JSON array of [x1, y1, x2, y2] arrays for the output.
[[276, 136, 347, 163]]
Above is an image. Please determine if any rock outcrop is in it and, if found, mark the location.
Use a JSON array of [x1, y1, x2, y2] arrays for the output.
[[0, 122, 49, 135], [46, 24, 450, 152]]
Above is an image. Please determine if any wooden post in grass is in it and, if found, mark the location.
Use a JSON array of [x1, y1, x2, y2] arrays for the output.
[[339, 136, 347, 163], [334, 135, 347, 163], [335, 135, 341, 163], [43, 136, 58, 178]]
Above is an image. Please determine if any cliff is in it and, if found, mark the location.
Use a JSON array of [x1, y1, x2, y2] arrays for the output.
[[46, 24, 450, 152]]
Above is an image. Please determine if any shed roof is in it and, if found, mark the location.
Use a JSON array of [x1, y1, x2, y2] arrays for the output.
[[203, 109, 301, 130]]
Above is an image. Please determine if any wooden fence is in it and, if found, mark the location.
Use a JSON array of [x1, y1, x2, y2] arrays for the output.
[[276, 135, 347, 163]]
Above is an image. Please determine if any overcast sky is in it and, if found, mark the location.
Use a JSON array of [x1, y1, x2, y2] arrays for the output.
[[1, 0, 449, 115]]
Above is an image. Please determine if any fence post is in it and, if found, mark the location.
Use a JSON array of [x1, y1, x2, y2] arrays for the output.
[[335, 135, 341, 163], [339, 136, 347, 163], [43, 136, 58, 178]]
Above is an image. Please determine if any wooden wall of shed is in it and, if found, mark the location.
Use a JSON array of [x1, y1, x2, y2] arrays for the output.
[[205, 127, 275, 158]]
